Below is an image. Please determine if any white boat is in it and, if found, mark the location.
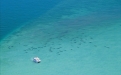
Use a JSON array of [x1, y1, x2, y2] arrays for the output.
[[33, 57, 41, 63]]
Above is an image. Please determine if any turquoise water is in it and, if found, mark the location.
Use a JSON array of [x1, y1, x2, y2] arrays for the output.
[[0, 0, 121, 75]]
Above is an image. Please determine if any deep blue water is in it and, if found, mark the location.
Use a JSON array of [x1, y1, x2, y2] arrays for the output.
[[0, 0, 62, 40], [0, 0, 121, 40]]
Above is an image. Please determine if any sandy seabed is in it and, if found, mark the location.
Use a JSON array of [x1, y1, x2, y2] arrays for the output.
[[0, 18, 121, 75]]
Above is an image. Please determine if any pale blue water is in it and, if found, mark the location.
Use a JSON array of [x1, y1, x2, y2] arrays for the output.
[[0, 0, 121, 75]]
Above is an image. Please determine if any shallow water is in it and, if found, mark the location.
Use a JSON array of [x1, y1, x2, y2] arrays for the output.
[[0, 0, 121, 75]]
